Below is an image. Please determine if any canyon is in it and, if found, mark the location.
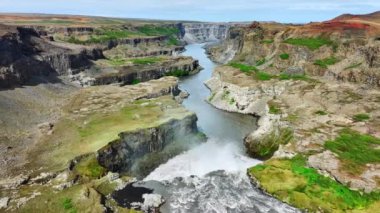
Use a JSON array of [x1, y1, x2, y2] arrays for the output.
[[0, 11, 379, 213]]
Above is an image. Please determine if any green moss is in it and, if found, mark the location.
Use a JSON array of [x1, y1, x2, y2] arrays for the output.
[[74, 155, 107, 179], [131, 79, 141, 85], [222, 90, 230, 100], [255, 72, 273, 81], [255, 58, 266, 66], [344, 62, 362, 70], [228, 62, 258, 74], [229, 98, 235, 105], [278, 73, 310, 81], [324, 128, 380, 174], [314, 56, 339, 68], [208, 92, 216, 102], [353, 113, 370, 122], [315, 110, 328, 115], [248, 155, 380, 212], [62, 198, 77, 213], [279, 53, 289, 60], [165, 69, 190, 77], [261, 39, 274, 44], [246, 128, 293, 159], [268, 101, 281, 114], [283, 37, 335, 50]]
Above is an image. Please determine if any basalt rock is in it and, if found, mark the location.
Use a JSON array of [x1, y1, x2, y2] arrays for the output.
[[97, 113, 199, 174], [0, 24, 104, 88]]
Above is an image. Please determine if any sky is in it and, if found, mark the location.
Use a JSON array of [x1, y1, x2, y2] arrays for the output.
[[0, 0, 379, 23]]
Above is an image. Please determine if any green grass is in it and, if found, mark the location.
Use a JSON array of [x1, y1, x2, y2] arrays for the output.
[[278, 73, 309, 81], [261, 39, 274, 44], [279, 53, 289, 60], [165, 69, 190, 77], [315, 110, 328, 115], [208, 92, 216, 102], [222, 90, 230, 100], [131, 79, 141, 85], [314, 56, 339, 68], [229, 98, 235, 105], [325, 128, 380, 174], [129, 57, 162, 65], [256, 58, 266, 66], [268, 101, 281, 114], [255, 72, 273, 81], [74, 155, 106, 179], [283, 37, 335, 50], [248, 155, 380, 212], [352, 113, 370, 122], [344, 62, 362, 70], [228, 62, 258, 73], [62, 198, 77, 213], [229, 62, 311, 82], [66, 25, 180, 45]]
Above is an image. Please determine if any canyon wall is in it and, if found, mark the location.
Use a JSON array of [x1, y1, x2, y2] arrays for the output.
[[181, 23, 230, 44]]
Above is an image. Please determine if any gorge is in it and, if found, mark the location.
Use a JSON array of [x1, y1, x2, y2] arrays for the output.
[[0, 11, 380, 213]]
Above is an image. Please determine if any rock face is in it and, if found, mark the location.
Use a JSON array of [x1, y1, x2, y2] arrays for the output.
[[209, 19, 380, 86], [181, 23, 230, 43], [76, 57, 201, 86], [0, 24, 104, 88], [97, 113, 198, 173]]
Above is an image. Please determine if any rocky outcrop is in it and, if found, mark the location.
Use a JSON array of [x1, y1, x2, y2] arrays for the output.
[[75, 57, 201, 86], [205, 26, 243, 63], [97, 113, 198, 174], [0, 24, 104, 88], [181, 23, 230, 43]]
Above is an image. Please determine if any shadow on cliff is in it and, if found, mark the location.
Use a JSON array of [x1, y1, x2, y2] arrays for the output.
[[0, 72, 65, 91]]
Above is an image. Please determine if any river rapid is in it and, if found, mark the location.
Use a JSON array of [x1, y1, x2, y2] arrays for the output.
[[119, 44, 299, 213]]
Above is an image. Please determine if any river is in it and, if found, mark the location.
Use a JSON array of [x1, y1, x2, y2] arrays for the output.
[[116, 44, 299, 213]]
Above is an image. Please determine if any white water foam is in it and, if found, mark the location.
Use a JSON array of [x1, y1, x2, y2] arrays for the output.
[[144, 138, 261, 181]]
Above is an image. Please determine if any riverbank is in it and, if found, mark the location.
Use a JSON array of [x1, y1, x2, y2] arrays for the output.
[[205, 14, 380, 212]]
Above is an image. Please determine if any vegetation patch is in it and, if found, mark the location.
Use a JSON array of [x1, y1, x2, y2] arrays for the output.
[[324, 128, 380, 174], [248, 155, 380, 212], [165, 69, 190, 77], [137, 25, 180, 45], [74, 155, 107, 179], [228, 62, 258, 74], [344, 62, 362, 70], [62, 198, 76, 213], [283, 37, 335, 50], [246, 128, 293, 159], [261, 39, 274, 44], [315, 110, 328, 115], [268, 101, 281, 114], [255, 58, 266, 66], [229, 98, 235, 105], [279, 53, 289, 60], [314, 56, 339, 68], [208, 92, 216, 102], [222, 90, 230, 100], [352, 113, 370, 122], [131, 79, 141, 85], [278, 73, 310, 81]]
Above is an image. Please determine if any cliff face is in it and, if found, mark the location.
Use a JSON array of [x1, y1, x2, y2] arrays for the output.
[[97, 113, 199, 175], [181, 23, 230, 43], [0, 24, 104, 88], [209, 20, 380, 86]]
